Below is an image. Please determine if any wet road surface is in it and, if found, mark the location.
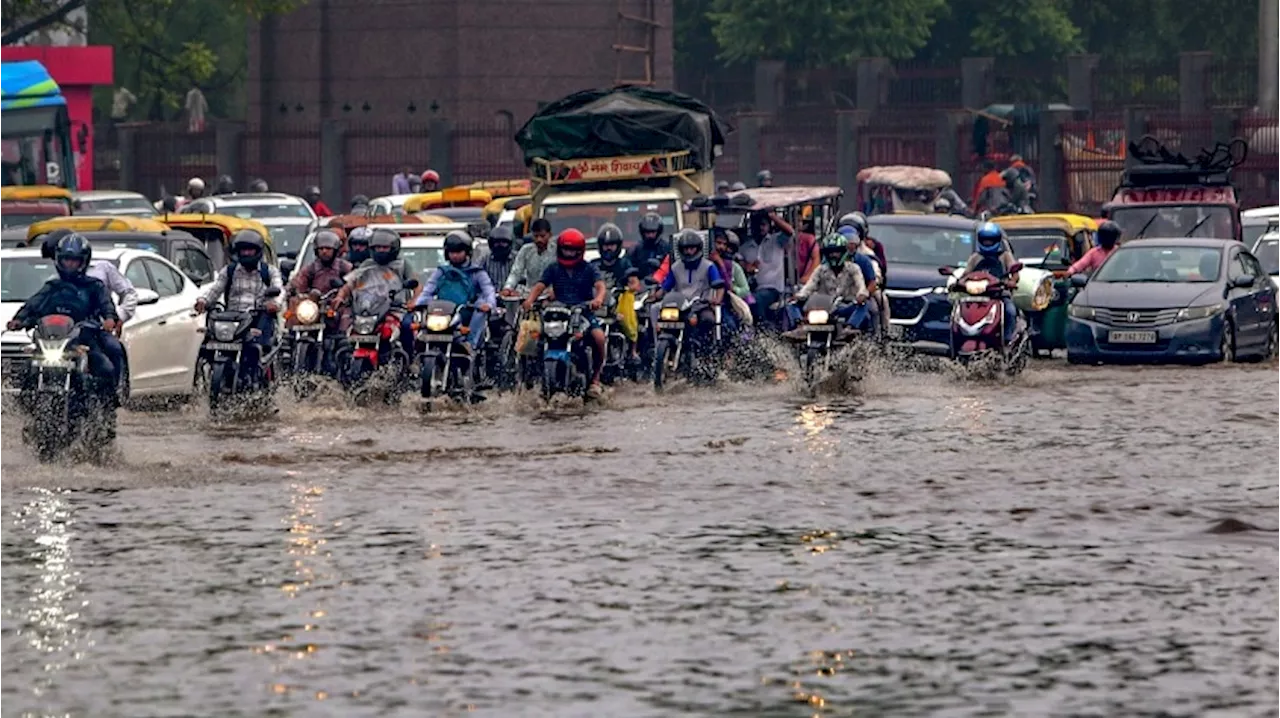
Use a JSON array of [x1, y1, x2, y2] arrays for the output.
[[2, 360, 1277, 717]]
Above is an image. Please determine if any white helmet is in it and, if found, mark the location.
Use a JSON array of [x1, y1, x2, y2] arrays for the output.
[[187, 177, 205, 191]]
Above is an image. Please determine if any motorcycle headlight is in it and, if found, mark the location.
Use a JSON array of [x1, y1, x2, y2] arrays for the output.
[[426, 314, 451, 332], [660, 307, 680, 321], [806, 309, 829, 325], [37, 338, 69, 362], [544, 321, 568, 338], [1067, 304, 1095, 319], [295, 299, 320, 325], [213, 321, 238, 341], [964, 280, 990, 295], [1175, 302, 1225, 322], [1031, 276, 1053, 311]]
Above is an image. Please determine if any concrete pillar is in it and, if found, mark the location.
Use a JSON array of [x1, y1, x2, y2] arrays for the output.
[[754, 60, 785, 115], [1123, 107, 1148, 171], [1179, 51, 1213, 115], [1037, 109, 1072, 212], [215, 122, 245, 189], [961, 57, 994, 110], [738, 114, 763, 182], [319, 120, 345, 214], [855, 58, 891, 112], [836, 111, 869, 207], [1261, 0, 1279, 112], [1067, 54, 1099, 112], [119, 127, 137, 193], [934, 111, 963, 179], [1212, 108, 1238, 146], [429, 118, 453, 187]]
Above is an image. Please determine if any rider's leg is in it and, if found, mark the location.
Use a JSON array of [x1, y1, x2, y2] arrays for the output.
[[99, 332, 126, 387], [465, 308, 488, 350], [399, 312, 416, 355], [589, 327, 606, 385], [1003, 298, 1017, 344]]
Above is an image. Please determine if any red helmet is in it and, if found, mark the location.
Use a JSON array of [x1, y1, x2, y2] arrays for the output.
[[421, 169, 440, 184], [557, 228, 587, 266]]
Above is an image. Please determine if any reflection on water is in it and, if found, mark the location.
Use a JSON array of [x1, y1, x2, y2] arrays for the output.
[[792, 403, 838, 461]]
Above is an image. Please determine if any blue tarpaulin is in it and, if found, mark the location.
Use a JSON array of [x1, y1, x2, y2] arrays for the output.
[[1, 60, 65, 111]]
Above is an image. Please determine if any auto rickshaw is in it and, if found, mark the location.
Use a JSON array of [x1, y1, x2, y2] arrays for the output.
[[24, 215, 173, 244], [1, 185, 75, 228], [856, 166, 953, 216], [994, 213, 1098, 355], [454, 179, 531, 199], [402, 188, 493, 214], [160, 213, 275, 267]]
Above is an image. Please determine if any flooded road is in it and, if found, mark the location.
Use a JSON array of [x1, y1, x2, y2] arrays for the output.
[[2, 361, 1277, 717]]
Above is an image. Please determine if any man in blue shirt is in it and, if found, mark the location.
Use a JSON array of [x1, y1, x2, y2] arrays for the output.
[[522, 229, 607, 396], [838, 226, 881, 337]]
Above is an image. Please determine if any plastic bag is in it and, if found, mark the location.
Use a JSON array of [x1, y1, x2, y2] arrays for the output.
[[516, 314, 541, 356], [616, 290, 639, 342]]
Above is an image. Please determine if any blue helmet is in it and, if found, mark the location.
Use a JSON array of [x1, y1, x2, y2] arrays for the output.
[[975, 221, 1004, 257], [835, 225, 858, 240]]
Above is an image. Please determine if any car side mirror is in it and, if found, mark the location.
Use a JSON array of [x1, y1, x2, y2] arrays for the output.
[[1069, 273, 1089, 288], [264, 287, 282, 298], [1231, 275, 1254, 288], [403, 278, 420, 291], [135, 288, 160, 305]]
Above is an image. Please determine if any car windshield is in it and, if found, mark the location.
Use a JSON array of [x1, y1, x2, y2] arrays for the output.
[[1110, 205, 1234, 239], [542, 200, 678, 250], [1004, 231, 1068, 265], [263, 224, 309, 255], [1254, 238, 1279, 275], [869, 222, 975, 266], [86, 238, 164, 254], [219, 202, 312, 219], [1, 257, 58, 301], [79, 196, 155, 215], [1093, 246, 1222, 283]]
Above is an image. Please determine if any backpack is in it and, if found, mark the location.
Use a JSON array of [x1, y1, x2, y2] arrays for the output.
[[433, 265, 476, 306], [223, 262, 272, 305]]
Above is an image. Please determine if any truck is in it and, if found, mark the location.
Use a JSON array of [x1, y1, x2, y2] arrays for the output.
[[514, 86, 730, 250], [1, 60, 77, 191], [1107, 136, 1248, 242]]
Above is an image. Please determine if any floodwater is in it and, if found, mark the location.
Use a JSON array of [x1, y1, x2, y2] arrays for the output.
[[2, 359, 1277, 717]]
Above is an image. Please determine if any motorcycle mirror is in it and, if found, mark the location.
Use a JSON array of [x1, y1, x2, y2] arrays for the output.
[[264, 287, 282, 298], [402, 278, 420, 290], [329, 277, 344, 289], [1069, 273, 1089, 288], [937, 266, 954, 276], [1008, 262, 1024, 273]]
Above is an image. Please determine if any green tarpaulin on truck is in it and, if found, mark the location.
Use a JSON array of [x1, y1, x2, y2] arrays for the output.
[[515, 86, 731, 170]]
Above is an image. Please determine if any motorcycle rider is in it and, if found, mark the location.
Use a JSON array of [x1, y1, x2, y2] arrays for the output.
[[740, 210, 794, 328], [290, 229, 352, 297], [628, 212, 671, 282], [420, 169, 441, 192], [477, 225, 518, 289], [1063, 220, 1122, 276], [349, 194, 370, 215], [303, 185, 334, 217], [522, 228, 607, 397], [248, 178, 270, 193], [407, 231, 496, 355], [839, 212, 890, 335], [786, 233, 870, 339], [503, 218, 556, 294], [592, 223, 641, 291], [963, 221, 1021, 345], [345, 226, 373, 265], [37, 229, 135, 391], [654, 230, 726, 345], [756, 169, 774, 188], [214, 174, 236, 195], [334, 228, 416, 333], [194, 230, 285, 381], [8, 234, 121, 401]]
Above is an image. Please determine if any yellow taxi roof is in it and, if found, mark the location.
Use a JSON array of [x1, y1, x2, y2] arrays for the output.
[[995, 213, 1098, 233], [26, 215, 172, 241], [403, 188, 494, 213], [456, 179, 531, 198], [1, 185, 74, 203], [159, 213, 274, 245]]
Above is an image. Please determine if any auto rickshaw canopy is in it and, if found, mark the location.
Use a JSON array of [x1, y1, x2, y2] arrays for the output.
[[25, 214, 172, 242]]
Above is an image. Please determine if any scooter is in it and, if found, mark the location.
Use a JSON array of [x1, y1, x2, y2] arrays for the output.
[[941, 264, 1031, 375]]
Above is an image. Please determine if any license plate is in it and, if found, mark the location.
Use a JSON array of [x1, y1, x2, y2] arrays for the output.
[[658, 322, 684, 330], [807, 325, 835, 332], [205, 342, 242, 352], [292, 323, 323, 332], [351, 336, 379, 345], [426, 336, 453, 344], [1108, 330, 1157, 344]]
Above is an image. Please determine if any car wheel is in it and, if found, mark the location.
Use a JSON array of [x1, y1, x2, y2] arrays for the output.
[[1218, 320, 1236, 364], [1268, 320, 1279, 360]]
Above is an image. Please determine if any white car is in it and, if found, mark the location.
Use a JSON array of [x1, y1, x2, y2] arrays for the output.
[[1252, 230, 1280, 291], [366, 194, 419, 219], [1, 248, 204, 401], [71, 190, 156, 217], [1242, 205, 1279, 249], [182, 192, 317, 222]]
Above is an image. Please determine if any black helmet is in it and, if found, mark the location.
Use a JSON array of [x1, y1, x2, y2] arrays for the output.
[[369, 228, 400, 265], [730, 181, 747, 192], [487, 225, 514, 259], [248, 178, 269, 193], [638, 212, 663, 243], [304, 185, 321, 199], [54, 233, 92, 280], [313, 229, 342, 256], [38, 228, 76, 259], [443, 230, 473, 264], [215, 174, 235, 194], [350, 194, 369, 209], [346, 226, 372, 263], [1096, 220, 1121, 248], [231, 229, 266, 268], [675, 229, 703, 267], [597, 223, 624, 261], [756, 169, 773, 186]]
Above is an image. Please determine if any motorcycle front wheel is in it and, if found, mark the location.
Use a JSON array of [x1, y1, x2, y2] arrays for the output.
[[652, 338, 672, 391]]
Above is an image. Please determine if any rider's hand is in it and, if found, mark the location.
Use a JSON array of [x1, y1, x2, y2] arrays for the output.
[[521, 298, 534, 312], [478, 303, 491, 313], [102, 318, 119, 334], [6, 319, 20, 331], [501, 288, 518, 298], [265, 301, 280, 314], [194, 299, 207, 314], [589, 297, 603, 311], [855, 291, 869, 303]]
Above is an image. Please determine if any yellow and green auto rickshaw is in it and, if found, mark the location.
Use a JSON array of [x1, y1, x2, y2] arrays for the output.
[[994, 213, 1098, 354]]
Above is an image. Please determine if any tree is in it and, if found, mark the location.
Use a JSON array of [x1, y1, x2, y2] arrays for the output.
[[90, 0, 305, 121], [706, 0, 948, 67], [1, 0, 85, 45]]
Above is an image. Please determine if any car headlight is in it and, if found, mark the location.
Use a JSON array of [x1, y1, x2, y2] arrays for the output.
[[1175, 303, 1225, 322], [964, 279, 989, 295], [425, 314, 451, 332], [806, 309, 829, 325], [1030, 276, 1053, 311], [295, 299, 320, 324], [1067, 304, 1095, 319], [932, 285, 949, 294], [660, 307, 680, 321]]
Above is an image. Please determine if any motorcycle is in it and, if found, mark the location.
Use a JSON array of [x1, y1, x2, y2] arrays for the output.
[[279, 280, 343, 397], [200, 287, 281, 416], [789, 293, 863, 386], [652, 290, 720, 390], [538, 301, 595, 400], [484, 294, 522, 390], [941, 264, 1031, 375], [414, 300, 483, 405], [597, 287, 632, 385], [338, 278, 418, 404], [18, 315, 116, 463]]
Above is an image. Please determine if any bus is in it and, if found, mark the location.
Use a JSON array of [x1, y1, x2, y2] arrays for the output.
[[1, 60, 77, 190]]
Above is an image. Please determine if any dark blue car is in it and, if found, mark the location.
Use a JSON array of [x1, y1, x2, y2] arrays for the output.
[[868, 214, 978, 355], [1066, 238, 1279, 364]]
